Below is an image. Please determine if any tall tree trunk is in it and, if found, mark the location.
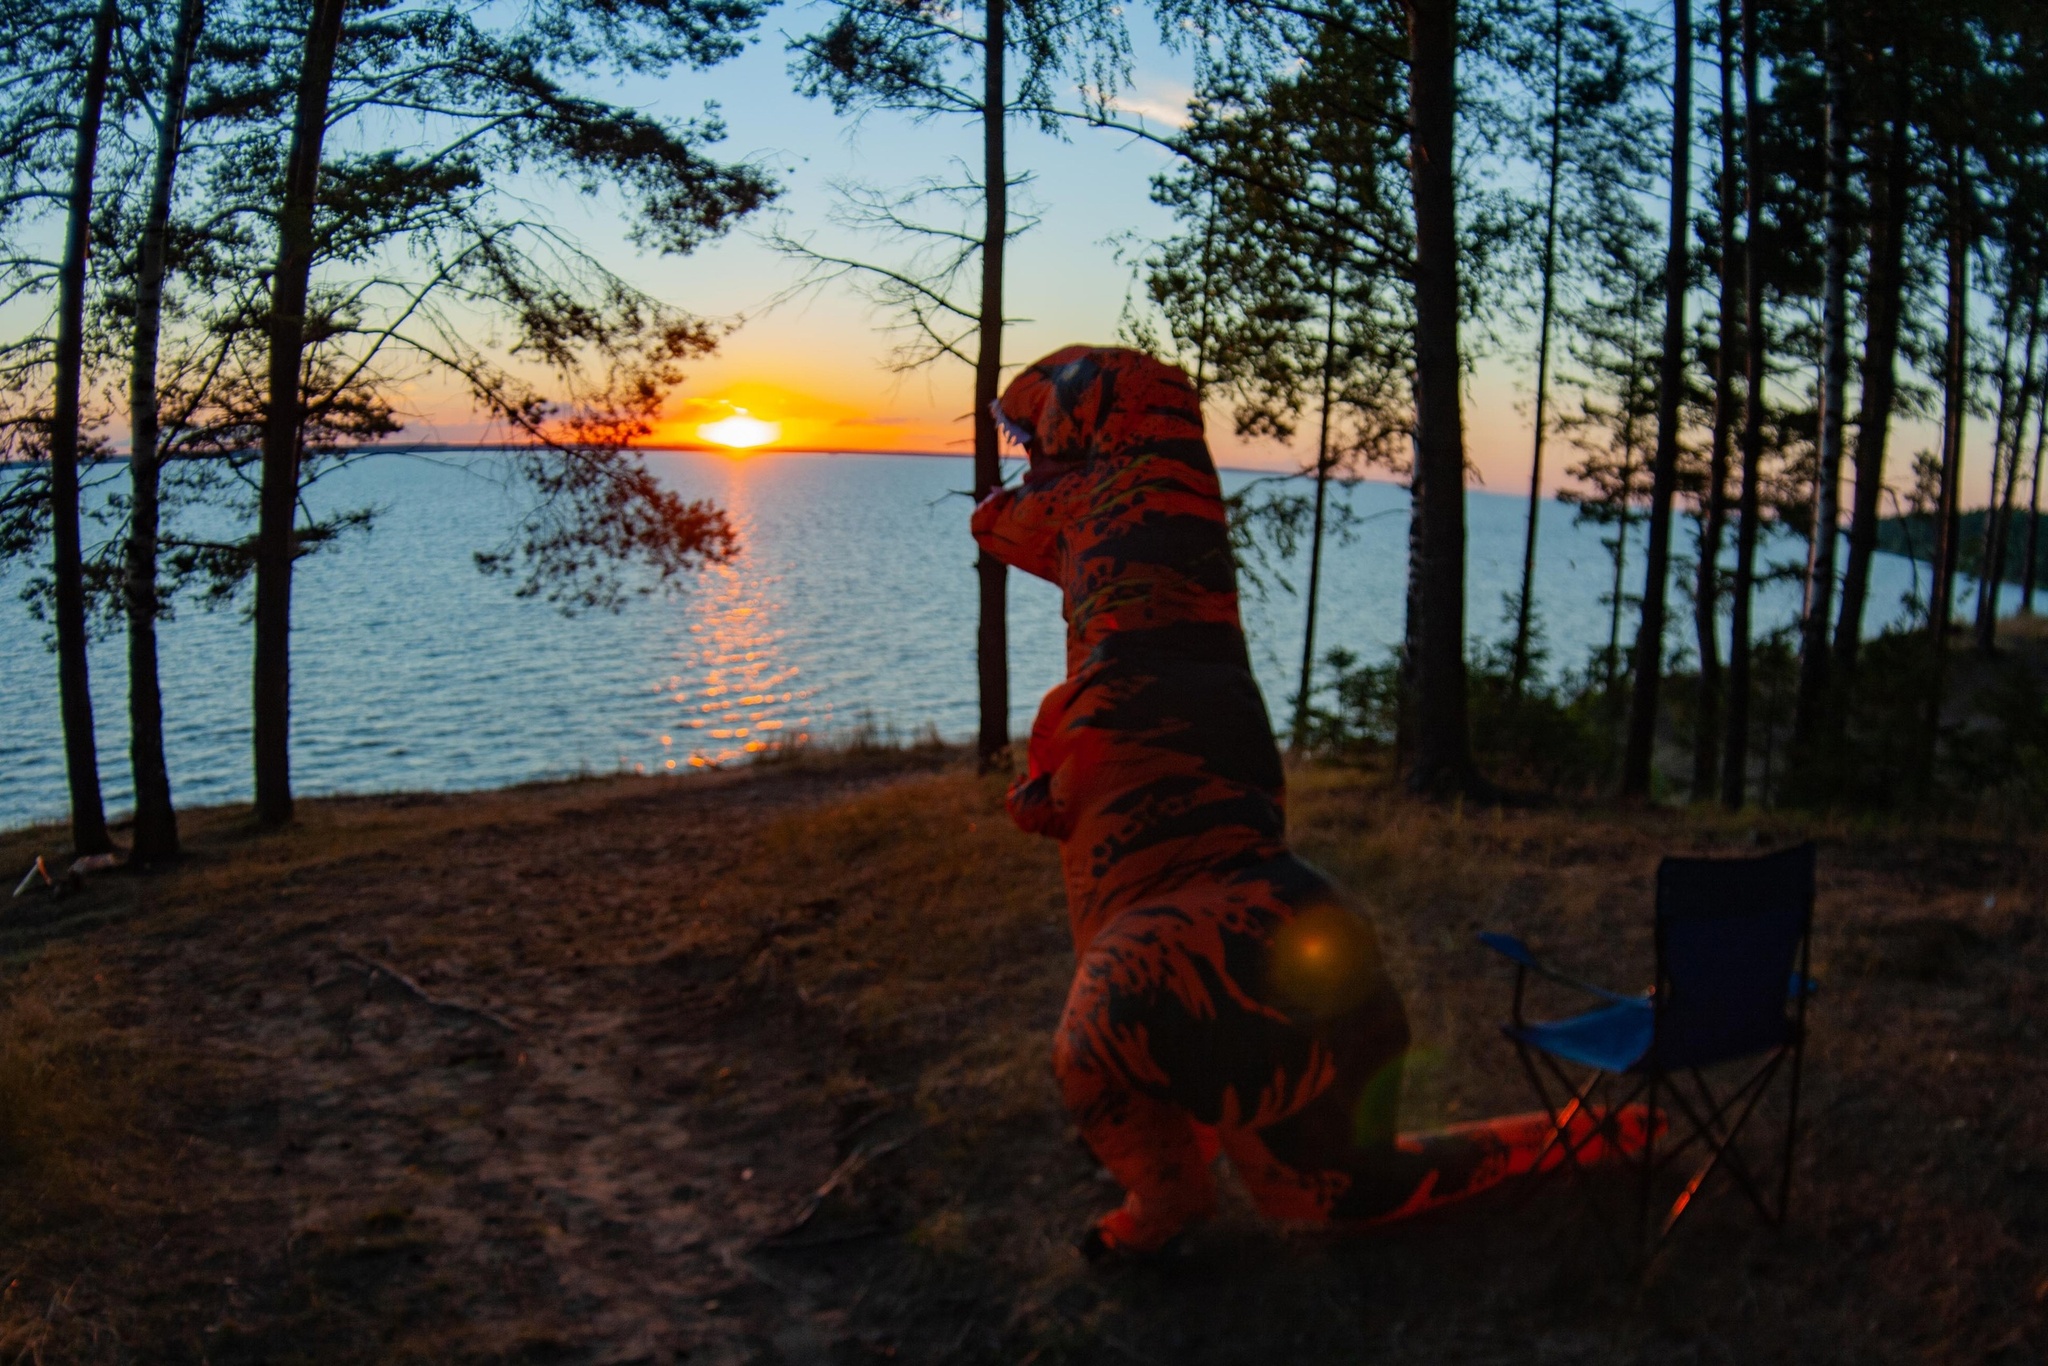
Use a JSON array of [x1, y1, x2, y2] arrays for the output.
[[1970, 314, 2017, 648], [1606, 450, 1636, 699], [972, 0, 1010, 772], [1621, 0, 1692, 798], [49, 0, 120, 858], [1400, 0, 1475, 797], [1191, 189, 1216, 395], [1980, 301, 2039, 650], [1832, 115, 1909, 680], [1924, 156, 1970, 780], [1691, 0, 1739, 800], [1790, 1, 1850, 758], [1720, 0, 1764, 810], [253, 0, 347, 828], [125, 0, 205, 866], [2026, 355, 2047, 613], [1293, 259, 1342, 745], [1509, 0, 1564, 699]]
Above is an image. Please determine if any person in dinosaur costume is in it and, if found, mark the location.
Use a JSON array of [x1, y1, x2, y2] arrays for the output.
[[971, 345, 1654, 1258]]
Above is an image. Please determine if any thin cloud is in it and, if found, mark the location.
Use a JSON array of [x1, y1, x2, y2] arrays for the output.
[[1094, 78, 1194, 130]]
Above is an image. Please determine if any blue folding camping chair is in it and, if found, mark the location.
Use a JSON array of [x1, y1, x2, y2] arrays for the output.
[[1479, 841, 1816, 1252]]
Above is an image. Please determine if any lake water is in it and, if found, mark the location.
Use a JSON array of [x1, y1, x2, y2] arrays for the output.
[[1, 449, 1989, 831]]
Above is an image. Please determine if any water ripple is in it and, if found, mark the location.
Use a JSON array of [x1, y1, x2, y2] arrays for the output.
[[1, 450, 1958, 829]]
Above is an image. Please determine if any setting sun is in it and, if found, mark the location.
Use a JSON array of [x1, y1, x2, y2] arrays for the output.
[[697, 407, 781, 450]]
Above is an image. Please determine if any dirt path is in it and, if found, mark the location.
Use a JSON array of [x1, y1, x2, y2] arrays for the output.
[[4, 755, 958, 1364], [3, 753, 2046, 1364]]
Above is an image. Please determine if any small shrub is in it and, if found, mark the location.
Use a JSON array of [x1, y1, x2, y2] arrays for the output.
[[1301, 644, 1618, 796]]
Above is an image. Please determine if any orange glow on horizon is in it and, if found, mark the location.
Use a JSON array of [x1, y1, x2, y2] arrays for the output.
[[645, 379, 966, 455]]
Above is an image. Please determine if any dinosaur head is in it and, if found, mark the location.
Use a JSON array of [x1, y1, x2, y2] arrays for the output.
[[971, 346, 1212, 585], [995, 345, 1205, 469]]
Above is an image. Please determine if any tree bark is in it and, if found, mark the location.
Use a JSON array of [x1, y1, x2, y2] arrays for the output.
[[1929, 163, 1969, 644], [1832, 115, 1909, 681], [1979, 300, 2039, 650], [972, 0, 1009, 772], [1293, 260, 1341, 745], [1790, 1, 1849, 758], [1509, 0, 1564, 699], [253, 0, 347, 828], [1691, 0, 1739, 801], [2026, 359, 2047, 613], [49, 0, 120, 858], [1191, 179, 1219, 396], [1621, 0, 1692, 798], [1400, 0, 1476, 797], [125, 0, 205, 866], [1923, 156, 1970, 779], [1606, 450, 1635, 698], [1720, 0, 1763, 811]]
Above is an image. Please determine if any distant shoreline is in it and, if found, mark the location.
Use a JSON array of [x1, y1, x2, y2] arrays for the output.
[[3, 442, 1299, 479], [9, 448, 2027, 522]]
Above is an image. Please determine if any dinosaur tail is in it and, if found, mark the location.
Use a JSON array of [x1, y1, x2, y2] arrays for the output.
[[1363, 1103, 1666, 1225]]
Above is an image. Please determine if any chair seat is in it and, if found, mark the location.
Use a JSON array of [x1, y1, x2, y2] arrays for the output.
[[1505, 997, 1654, 1072]]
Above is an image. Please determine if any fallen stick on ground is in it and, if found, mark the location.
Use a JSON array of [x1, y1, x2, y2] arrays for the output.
[[338, 950, 519, 1034], [760, 1131, 918, 1243]]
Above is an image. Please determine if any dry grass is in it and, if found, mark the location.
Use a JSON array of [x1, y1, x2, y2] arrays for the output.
[[0, 749, 2043, 1362]]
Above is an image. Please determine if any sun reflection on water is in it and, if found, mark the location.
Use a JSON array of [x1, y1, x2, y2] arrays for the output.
[[643, 492, 820, 771]]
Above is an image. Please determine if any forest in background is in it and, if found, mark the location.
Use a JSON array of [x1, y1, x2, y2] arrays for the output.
[[4, 0, 2047, 867]]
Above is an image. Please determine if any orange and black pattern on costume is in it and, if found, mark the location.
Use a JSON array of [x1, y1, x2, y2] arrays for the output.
[[973, 346, 1656, 1254]]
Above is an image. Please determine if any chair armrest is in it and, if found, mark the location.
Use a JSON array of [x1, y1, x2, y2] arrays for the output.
[[1477, 932, 1642, 1007], [1477, 931, 1539, 969]]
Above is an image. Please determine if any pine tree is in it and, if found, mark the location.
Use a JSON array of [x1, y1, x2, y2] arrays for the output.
[[1691, 0, 1742, 798], [122, 0, 207, 864], [1618, 0, 1694, 799], [1400, 0, 1479, 796], [1557, 173, 1665, 708], [4, 0, 125, 856], [1486, 0, 1661, 698], [1144, 21, 1413, 744], [1788, 0, 1851, 759], [178, 0, 775, 826], [790, 0, 1132, 773], [1720, 0, 1766, 808]]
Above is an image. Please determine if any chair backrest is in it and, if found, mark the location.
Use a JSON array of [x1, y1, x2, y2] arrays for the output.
[[1651, 842, 1815, 1070]]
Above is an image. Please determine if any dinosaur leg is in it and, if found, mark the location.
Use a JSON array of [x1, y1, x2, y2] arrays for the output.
[[1053, 949, 1220, 1255], [1062, 1068, 1218, 1255]]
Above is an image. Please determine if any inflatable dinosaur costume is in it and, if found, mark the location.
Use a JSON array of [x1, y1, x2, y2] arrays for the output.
[[972, 345, 1652, 1257]]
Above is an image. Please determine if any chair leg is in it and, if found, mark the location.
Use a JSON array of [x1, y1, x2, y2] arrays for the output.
[[1777, 1033, 1806, 1227], [1684, 1061, 1788, 1226], [1534, 1065, 1656, 1268], [1508, 1050, 1605, 1211], [1658, 1053, 1785, 1240]]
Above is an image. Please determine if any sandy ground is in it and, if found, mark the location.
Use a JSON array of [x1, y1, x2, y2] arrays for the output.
[[1, 749, 2044, 1363]]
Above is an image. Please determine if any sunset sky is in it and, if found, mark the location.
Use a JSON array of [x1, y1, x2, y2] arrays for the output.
[[459, 20, 1552, 487], [411, 12, 1976, 500]]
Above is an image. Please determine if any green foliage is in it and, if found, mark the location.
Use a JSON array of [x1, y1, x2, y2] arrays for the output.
[[789, 0, 1131, 133], [1299, 639, 1619, 796], [1946, 657, 2048, 827], [1878, 507, 2046, 588], [1142, 8, 1413, 465], [0, 0, 774, 618], [1222, 476, 1381, 602], [1775, 627, 2048, 825]]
